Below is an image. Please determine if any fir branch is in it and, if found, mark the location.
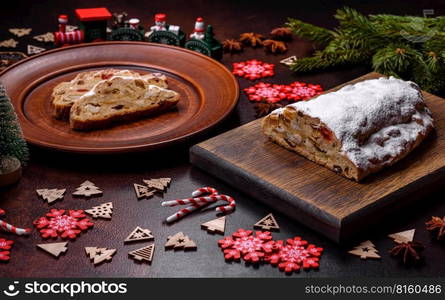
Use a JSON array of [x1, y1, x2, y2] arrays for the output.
[[286, 18, 335, 45], [286, 7, 445, 92], [290, 49, 369, 72]]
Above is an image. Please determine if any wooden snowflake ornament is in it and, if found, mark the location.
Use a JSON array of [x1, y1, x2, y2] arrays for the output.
[[254, 213, 280, 231], [218, 229, 275, 263], [124, 226, 154, 243], [129, 244, 155, 263], [244, 82, 287, 103], [232, 60, 275, 80], [36, 188, 66, 204], [348, 240, 381, 259], [266, 237, 323, 273], [201, 216, 226, 235], [134, 183, 153, 200], [37, 242, 68, 258], [85, 247, 116, 265], [73, 181, 103, 198], [33, 209, 94, 239], [388, 229, 415, 244], [165, 232, 197, 251]]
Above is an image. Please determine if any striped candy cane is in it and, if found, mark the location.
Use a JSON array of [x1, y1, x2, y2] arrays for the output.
[[163, 187, 236, 223], [165, 203, 204, 223], [0, 208, 31, 236], [191, 187, 218, 197]]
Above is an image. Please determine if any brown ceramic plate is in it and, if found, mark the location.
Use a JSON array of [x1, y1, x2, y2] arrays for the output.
[[0, 42, 239, 154]]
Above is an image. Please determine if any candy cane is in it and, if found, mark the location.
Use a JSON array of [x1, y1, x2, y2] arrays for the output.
[[162, 195, 222, 207], [163, 187, 236, 223], [191, 187, 218, 197], [165, 203, 204, 223], [214, 194, 236, 213], [0, 220, 31, 236], [0, 208, 31, 236]]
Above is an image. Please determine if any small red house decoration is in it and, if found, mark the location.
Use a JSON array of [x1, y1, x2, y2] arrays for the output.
[[75, 7, 112, 42]]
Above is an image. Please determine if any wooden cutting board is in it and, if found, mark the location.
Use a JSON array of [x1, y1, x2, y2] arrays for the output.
[[190, 72, 445, 243]]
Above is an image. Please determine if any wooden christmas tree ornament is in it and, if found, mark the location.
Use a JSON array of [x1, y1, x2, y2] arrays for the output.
[[9, 28, 32, 37], [165, 232, 197, 251], [37, 242, 68, 258], [85, 247, 116, 265], [143, 178, 171, 192], [27, 45, 46, 55], [85, 202, 113, 219], [129, 244, 155, 263], [73, 180, 103, 198], [280, 56, 297, 66], [134, 183, 153, 199], [0, 39, 18, 48], [388, 229, 415, 244], [36, 188, 66, 204], [254, 213, 280, 231], [201, 216, 226, 235], [348, 240, 381, 259], [33, 32, 54, 43], [124, 226, 154, 243]]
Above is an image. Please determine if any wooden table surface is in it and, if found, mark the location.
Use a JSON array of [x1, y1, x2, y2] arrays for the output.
[[0, 0, 444, 277]]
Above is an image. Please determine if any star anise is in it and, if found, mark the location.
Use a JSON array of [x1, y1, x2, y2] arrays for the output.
[[389, 241, 424, 264], [263, 39, 287, 54], [254, 101, 283, 118], [222, 39, 243, 53], [426, 216, 445, 240], [270, 27, 293, 41], [239, 32, 265, 47]]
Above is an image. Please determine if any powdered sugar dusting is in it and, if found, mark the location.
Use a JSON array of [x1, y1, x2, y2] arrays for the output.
[[276, 77, 434, 168]]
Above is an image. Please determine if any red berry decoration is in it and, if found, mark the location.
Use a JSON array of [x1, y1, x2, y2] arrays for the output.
[[244, 82, 288, 103], [232, 60, 275, 80], [33, 209, 94, 239], [218, 229, 277, 263]]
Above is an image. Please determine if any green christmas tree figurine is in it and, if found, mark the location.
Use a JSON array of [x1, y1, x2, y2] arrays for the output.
[[0, 83, 29, 167]]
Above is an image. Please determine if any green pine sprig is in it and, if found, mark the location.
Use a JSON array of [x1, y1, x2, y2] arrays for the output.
[[287, 7, 445, 92]]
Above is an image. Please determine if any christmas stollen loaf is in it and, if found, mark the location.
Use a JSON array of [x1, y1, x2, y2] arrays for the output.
[[69, 75, 179, 130], [262, 77, 434, 181], [51, 69, 168, 120]]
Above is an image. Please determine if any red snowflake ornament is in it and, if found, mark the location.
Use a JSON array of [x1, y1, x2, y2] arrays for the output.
[[33, 209, 94, 239], [0, 238, 14, 250], [244, 82, 288, 103], [0, 238, 14, 262], [232, 60, 275, 80], [0, 251, 11, 261], [284, 81, 323, 101], [271, 237, 323, 274], [218, 229, 275, 263]]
